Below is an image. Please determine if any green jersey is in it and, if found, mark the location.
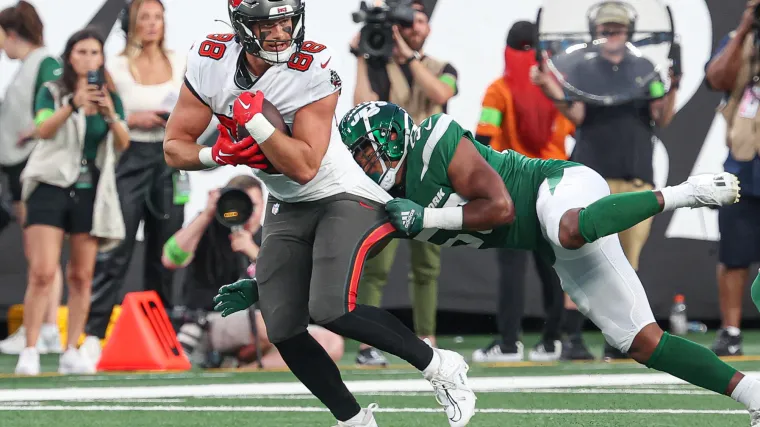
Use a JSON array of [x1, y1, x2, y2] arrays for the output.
[[404, 113, 579, 259]]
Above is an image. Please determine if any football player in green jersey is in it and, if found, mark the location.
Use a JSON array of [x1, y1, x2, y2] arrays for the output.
[[337, 101, 760, 425]]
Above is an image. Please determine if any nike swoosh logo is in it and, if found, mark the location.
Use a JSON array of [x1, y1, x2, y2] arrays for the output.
[[321, 58, 331, 68], [239, 100, 251, 109], [218, 151, 233, 157]]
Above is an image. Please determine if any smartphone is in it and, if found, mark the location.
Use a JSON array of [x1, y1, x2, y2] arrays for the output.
[[87, 70, 104, 88]]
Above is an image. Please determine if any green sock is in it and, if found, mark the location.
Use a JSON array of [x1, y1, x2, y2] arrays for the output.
[[646, 332, 737, 395], [752, 270, 760, 313], [578, 191, 661, 243]]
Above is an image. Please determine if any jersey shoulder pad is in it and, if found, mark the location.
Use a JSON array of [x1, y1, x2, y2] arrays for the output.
[[414, 113, 473, 167], [287, 41, 342, 97], [186, 33, 239, 103]]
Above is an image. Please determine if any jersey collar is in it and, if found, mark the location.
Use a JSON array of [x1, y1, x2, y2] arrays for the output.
[[234, 49, 257, 90]]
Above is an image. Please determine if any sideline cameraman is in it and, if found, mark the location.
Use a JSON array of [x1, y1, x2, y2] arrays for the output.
[[532, 1, 680, 360], [351, 0, 457, 366], [704, 0, 760, 357], [161, 175, 263, 308]]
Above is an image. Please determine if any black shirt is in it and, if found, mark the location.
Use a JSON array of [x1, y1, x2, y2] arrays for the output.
[[366, 58, 458, 113], [183, 221, 262, 311], [567, 53, 661, 185]]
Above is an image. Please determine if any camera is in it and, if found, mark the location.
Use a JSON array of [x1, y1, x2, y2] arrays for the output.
[[352, 0, 416, 66], [215, 187, 254, 230]]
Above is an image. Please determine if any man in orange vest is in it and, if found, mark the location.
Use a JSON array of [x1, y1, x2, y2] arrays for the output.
[[473, 21, 594, 362]]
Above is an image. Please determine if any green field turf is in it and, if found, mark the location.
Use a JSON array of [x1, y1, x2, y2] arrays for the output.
[[0, 332, 758, 426]]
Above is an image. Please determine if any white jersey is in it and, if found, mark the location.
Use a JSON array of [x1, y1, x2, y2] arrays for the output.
[[185, 33, 390, 203]]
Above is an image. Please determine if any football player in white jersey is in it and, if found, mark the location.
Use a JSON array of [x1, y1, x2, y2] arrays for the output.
[[162, 1, 475, 426]]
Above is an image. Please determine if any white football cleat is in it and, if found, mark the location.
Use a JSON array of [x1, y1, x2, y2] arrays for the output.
[[684, 173, 740, 207], [333, 403, 379, 427], [751, 408, 760, 427], [15, 347, 40, 376], [58, 347, 96, 375], [426, 349, 476, 427]]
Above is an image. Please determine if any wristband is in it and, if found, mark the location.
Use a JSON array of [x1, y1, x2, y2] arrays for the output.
[[163, 236, 193, 267], [423, 207, 463, 230], [244, 114, 276, 144], [199, 147, 218, 167]]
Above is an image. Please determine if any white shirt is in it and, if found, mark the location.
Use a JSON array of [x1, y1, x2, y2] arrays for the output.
[[109, 51, 186, 143], [185, 34, 390, 204]]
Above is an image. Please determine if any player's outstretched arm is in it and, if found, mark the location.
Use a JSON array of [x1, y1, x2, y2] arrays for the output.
[[255, 92, 338, 185], [446, 137, 515, 231], [164, 82, 214, 170]]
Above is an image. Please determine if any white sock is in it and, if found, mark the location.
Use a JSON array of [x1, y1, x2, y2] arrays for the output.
[[422, 348, 441, 378], [659, 184, 692, 212], [41, 323, 58, 335], [731, 376, 760, 410], [726, 326, 741, 337]]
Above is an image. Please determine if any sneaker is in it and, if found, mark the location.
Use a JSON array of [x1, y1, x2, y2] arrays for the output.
[[333, 403, 379, 427], [356, 347, 389, 367], [472, 340, 523, 363], [528, 340, 562, 362], [711, 328, 743, 357], [58, 347, 96, 375], [560, 336, 595, 361], [684, 173, 741, 207], [0, 327, 28, 355], [80, 336, 102, 365], [603, 342, 630, 361], [15, 347, 40, 376], [38, 324, 63, 354], [425, 348, 476, 427]]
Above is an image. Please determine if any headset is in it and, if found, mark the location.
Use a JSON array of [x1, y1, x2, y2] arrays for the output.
[[586, 0, 638, 41]]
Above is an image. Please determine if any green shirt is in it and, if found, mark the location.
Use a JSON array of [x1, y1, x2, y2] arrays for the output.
[[404, 113, 580, 261], [32, 57, 62, 114], [34, 85, 125, 161]]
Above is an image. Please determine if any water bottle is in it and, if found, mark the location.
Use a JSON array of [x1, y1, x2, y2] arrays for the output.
[[669, 294, 688, 336], [687, 321, 708, 334]]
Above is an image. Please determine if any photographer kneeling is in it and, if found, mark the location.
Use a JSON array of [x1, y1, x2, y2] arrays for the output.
[[162, 175, 344, 369]]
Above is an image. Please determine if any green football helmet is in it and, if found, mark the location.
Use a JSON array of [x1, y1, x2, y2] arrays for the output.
[[338, 101, 415, 191]]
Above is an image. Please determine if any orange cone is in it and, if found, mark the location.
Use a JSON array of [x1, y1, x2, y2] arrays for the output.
[[96, 291, 191, 372]]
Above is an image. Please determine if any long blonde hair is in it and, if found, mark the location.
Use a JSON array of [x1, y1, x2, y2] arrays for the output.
[[120, 0, 171, 82]]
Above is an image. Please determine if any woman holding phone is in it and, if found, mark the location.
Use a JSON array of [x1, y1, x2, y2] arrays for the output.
[[84, 0, 187, 357], [0, 1, 67, 357], [15, 28, 129, 376]]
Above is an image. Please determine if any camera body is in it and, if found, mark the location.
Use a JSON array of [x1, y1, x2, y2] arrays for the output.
[[352, 0, 416, 66]]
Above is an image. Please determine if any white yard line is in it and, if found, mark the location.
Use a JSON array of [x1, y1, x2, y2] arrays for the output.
[[0, 405, 748, 415], [1, 372, 757, 402]]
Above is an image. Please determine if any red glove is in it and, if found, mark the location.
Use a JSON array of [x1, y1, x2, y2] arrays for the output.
[[233, 91, 264, 126], [232, 91, 276, 144], [210, 124, 270, 169]]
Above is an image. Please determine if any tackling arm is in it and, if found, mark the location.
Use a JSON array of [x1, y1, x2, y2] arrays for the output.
[[254, 92, 338, 185], [163, 82, 214, 170], [442, 137, 515, 231]]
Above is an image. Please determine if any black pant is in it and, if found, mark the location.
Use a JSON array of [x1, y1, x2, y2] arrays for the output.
[[85, 141, 185, 338], [497, 249, 563, 345]]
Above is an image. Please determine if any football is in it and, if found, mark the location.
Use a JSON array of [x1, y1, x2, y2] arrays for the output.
[[237, 97, 290, 174]]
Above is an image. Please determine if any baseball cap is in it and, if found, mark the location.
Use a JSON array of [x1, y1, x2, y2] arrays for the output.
[[506, 21, 536, 50], [594, 2, 631, 26]]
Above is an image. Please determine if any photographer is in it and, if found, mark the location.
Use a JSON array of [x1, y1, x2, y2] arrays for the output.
[[351, 0, 457, 365], [16, 28, 129, 376], [532, 0, 680, 360], [704, 0, 760, 357], [161, 175, 263, 312]]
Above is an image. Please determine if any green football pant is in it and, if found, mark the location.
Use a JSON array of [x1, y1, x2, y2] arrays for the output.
[[357, 239, 441, 337], [752, 270, 760, 313]]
